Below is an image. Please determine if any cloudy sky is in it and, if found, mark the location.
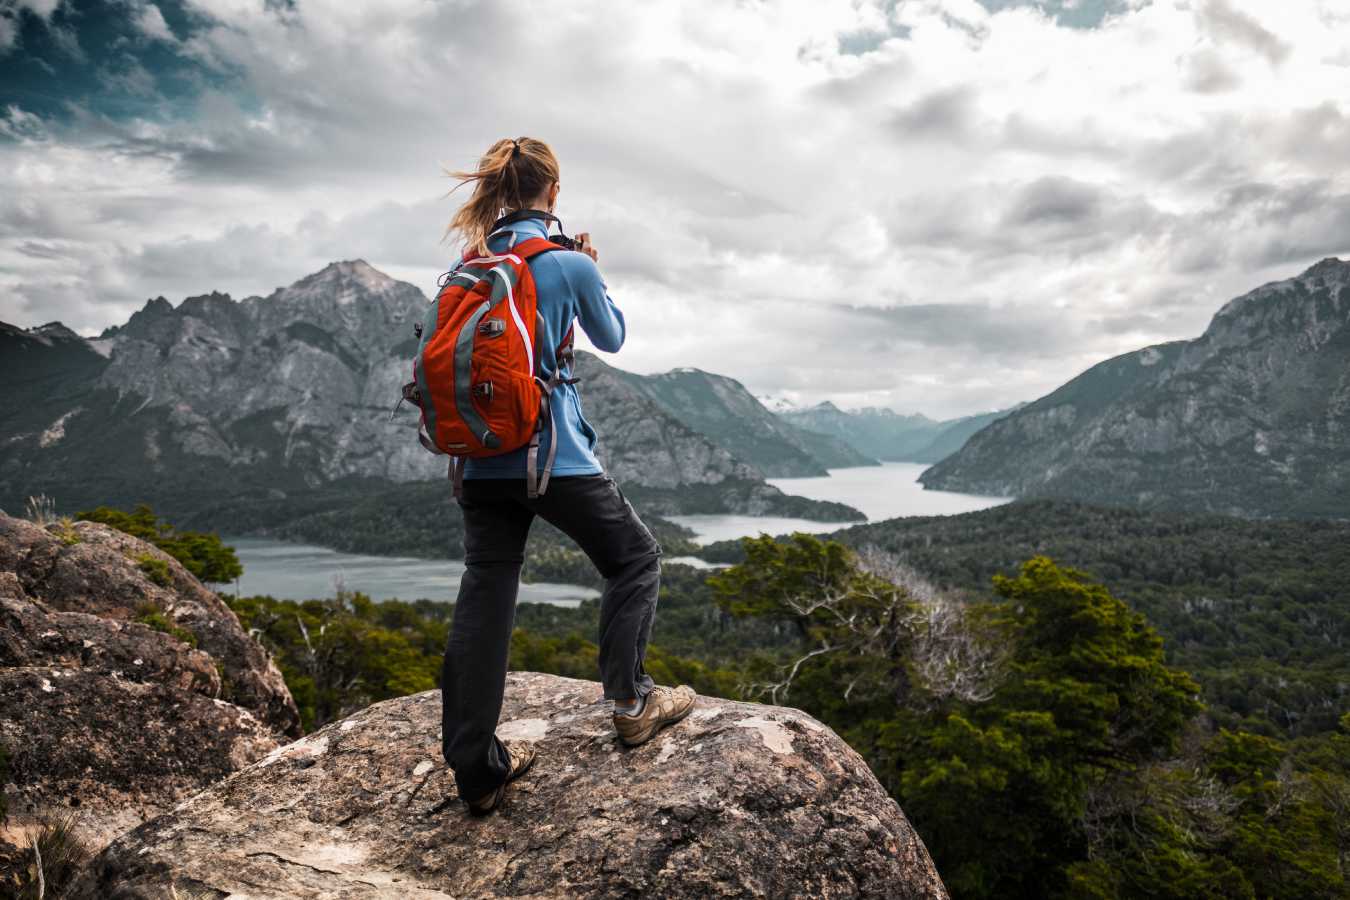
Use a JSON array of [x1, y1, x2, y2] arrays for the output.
[[2, 0, 1348, 418]]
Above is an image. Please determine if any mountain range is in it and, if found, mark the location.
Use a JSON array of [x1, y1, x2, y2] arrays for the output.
[[0, 261, 864, 525], [9, 255, 1343, 528], [780, 402, 1019, 465], [921, 258, 1350, 518]]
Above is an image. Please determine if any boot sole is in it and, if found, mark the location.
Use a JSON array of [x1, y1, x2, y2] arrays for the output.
[[616, 700, 695, 747]]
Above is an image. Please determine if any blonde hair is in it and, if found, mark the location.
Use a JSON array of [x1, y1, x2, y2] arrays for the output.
[[444, 137, 560, 257]]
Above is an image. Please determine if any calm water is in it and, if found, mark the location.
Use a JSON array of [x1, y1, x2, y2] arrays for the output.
[[667, 461, 1010, 544], [228, 462, 1008, 599], [227, 537, 598, 607]]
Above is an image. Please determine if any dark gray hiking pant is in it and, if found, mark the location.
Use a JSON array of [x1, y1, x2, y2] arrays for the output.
[[441, 474, 661, 801]]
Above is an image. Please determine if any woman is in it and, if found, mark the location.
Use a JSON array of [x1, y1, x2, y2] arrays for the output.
[[439, 137, 696, 816]]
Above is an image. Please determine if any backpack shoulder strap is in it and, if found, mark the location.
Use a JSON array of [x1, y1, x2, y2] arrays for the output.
[[512, 237, 564, 261]]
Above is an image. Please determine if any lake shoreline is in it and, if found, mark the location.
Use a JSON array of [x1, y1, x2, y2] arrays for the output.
[[224, 536, 600, 608], [227, 463, 1011, 602]]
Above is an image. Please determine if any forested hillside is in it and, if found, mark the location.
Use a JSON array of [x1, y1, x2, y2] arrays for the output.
[[702, 498, 1350, 737]]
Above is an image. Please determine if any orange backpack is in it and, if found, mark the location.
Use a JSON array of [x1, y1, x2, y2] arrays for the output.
[[400, 235, 574, 499]]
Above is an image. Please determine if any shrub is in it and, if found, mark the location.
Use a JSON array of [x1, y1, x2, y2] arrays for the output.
[[78, 505, 243, 584], [54, 517, 81, 546], [136, 554, 173, 587]]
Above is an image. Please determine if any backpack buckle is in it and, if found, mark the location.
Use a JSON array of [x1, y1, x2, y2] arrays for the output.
[[472, 381, 494, 401], [478, 318, 506, 338], [390, 381, 421, 421]]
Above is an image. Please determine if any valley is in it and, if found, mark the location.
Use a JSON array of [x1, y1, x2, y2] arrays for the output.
[[4, 257, 1349, 900], [223, 461, 1011, 601]]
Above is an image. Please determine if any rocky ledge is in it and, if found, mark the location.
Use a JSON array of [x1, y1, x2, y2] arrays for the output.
[[80, 671, 948, 899], [0, 512, 299, 845]]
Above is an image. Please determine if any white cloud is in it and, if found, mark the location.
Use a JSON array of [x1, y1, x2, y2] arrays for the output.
[[12, 0, 63, 16], [2, 0, 1349, 418], [133, 2, 175, 43], [0, 0, 65, 55], [1196, 0, 1290, 66]]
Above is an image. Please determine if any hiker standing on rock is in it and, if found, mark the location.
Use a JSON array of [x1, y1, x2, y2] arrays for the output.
[[421, 137, 696, 816]]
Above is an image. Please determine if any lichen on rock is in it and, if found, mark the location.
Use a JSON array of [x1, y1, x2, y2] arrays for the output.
[[0, 511, 299, 847], [0, 513, 299, 736]]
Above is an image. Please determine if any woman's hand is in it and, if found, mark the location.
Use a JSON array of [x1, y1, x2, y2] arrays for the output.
[[576, 232, 598, 262]]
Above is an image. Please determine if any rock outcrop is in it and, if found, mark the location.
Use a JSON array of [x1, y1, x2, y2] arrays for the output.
[[0, 512, 299, 845], [80, 671, 948, 899]]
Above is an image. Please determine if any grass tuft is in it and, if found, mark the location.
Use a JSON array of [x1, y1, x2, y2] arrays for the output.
[[12, 811, 94, 899], [22, 495, 58, 526], [135, 602, 198, 648]]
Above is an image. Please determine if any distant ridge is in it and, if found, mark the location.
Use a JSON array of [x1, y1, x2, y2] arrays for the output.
[[921, 258, 1350, 518], [779, 402, 1019, 464], [606, 364, 877, 476]]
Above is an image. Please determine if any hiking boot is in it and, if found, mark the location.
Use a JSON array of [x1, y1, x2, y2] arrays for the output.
[[465, 740, 536, 816], [613, 685, 697, 747]]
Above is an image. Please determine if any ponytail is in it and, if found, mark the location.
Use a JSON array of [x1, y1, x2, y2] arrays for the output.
[[444, 137, 561, 257]]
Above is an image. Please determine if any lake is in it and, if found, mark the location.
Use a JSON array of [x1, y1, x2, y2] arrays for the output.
[[228, 462, 1010, 601], [227, 537, 599, 608], [667, 461, 1011, 544]]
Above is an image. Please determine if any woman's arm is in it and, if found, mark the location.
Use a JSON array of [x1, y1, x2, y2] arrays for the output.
[[559, 251, 625, 353]]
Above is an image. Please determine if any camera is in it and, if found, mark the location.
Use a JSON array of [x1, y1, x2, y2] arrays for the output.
[[548, 234, 581, 251]]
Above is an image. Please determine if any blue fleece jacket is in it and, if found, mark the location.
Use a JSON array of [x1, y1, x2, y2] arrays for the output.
[[457, 213, 625, 480]]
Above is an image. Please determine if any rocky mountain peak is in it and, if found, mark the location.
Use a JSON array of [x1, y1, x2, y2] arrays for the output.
[[0, 320, 87, 345], [103, 295, 182, 340], [143, 296, 173, 314], [1302, 256, 1349, 281], [1209, 256, 1349, 329], [177, 290, 235, 315], [293, 258, 399, 297], [31, 322, 83, 342], [249, 259, 424, 338], [756, 393, 799, 413], [134, 296, 175, 320]]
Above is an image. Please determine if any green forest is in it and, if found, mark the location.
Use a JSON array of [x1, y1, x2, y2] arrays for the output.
[[101, 503, 1349, 898], [701, 499, 1350, 739]]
